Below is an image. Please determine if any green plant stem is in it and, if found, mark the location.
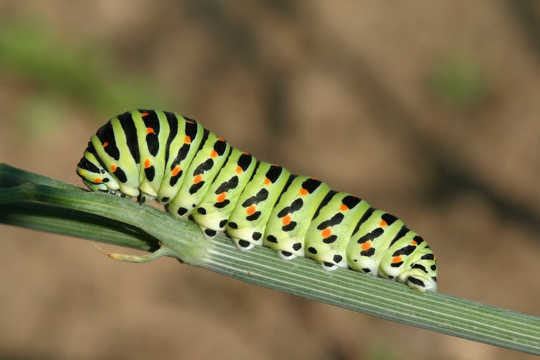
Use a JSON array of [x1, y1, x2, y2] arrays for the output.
[[2, 202, 158, 252], [0, 163, 539, 355]]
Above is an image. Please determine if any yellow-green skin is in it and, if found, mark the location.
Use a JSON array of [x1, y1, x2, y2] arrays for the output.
[[77, 110, 438, 292]]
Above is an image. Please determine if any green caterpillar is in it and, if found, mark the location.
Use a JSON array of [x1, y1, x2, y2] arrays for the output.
[[76, 110, 438, 292]]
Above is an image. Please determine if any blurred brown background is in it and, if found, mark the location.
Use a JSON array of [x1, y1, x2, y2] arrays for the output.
[[0, 1, 539, 359]]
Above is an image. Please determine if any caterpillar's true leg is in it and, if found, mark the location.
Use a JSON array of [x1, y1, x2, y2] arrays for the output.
[[137, 193, 155, 205], [95, 244, 174, 263]]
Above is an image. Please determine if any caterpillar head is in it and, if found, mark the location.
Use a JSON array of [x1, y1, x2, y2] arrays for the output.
[[76, 151, 119, 193]]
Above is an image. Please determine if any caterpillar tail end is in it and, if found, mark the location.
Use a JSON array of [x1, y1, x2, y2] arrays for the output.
[[94, 243, 172, 263]]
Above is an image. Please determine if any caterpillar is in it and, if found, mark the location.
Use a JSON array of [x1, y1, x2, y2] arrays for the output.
[[76, 110, 438, 292]]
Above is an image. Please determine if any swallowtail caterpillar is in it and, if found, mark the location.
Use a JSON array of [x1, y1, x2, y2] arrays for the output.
[[76, 110, 438, 291]]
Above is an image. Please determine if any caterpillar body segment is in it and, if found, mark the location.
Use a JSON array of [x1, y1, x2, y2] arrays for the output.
[[77, 109, 438, 292], [91, 113, 141, 197], [191, 148, 257, 237], [305, 194, 371, 271], [131, 110, 170, 199], [226, 163, 291, 250], [157, 115, 204, 204], [346, 209, 405, 276], [263, 176, 331, 260], [168, 131, 231, 217]]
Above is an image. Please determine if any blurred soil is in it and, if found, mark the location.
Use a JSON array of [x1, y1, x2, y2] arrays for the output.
[[0, 1, 539, 359]]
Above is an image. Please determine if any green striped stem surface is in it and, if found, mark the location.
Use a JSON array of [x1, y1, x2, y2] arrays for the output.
[[0, 163, 538, 355]]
